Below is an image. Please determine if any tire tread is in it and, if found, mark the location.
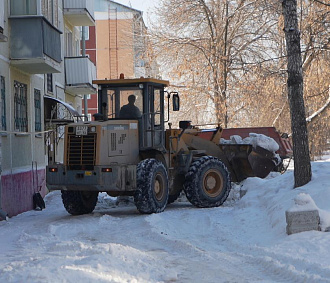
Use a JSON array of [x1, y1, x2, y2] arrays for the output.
[[184, 156, 231, 208]]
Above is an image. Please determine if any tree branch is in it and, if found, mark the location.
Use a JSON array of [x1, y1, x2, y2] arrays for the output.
[[306, 89, 330, 123], [313, 0, 330, 7]]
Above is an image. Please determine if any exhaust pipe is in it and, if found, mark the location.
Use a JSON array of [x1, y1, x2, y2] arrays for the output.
[[0, 209, 9, 221]]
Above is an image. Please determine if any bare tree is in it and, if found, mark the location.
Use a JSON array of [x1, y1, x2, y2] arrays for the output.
[[300, 1, 330, 157], [282, 0, 312, 187], [148, 0, 329, 159], [149, 0, 278, 127]]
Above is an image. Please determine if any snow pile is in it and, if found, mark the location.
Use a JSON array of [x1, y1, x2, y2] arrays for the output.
[[221, 133, 280, 153], [287, 193, 319, 212], [245, 133, 280, 152], [221, 133, 282, 166]]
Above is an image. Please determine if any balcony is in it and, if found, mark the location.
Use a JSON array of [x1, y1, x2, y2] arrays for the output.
[[65, 56, 96, 95], [9, 17, 61, 74], [64, 0, 95, 26]]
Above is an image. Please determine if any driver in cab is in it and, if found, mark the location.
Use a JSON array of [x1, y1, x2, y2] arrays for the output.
[[119, 95, 141, 119]]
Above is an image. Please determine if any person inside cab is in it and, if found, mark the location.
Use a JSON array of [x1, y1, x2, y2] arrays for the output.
[[119, 94, 142, 119]]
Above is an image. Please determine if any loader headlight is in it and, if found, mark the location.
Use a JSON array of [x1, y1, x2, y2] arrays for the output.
[[102, 168, 112, 173]]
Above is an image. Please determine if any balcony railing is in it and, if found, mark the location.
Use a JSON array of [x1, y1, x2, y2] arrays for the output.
[[9, 17, 61, 74], [63, 0, 95, 26], [65, 56, 96, 95]]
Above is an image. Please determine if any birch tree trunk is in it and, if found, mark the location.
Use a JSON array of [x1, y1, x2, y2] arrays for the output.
[[282, 0, 312, 187]]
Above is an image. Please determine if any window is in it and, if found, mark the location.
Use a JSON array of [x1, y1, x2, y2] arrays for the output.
[[65, 29, 73, 57], [42, 0, 58, 27], [34, 89, 41, 132], [14, 81, 28, 132], [0, 0, 5, 30], [118, 90, 143, 119], [47, 74, 53, 93], [80, 26, 89, 41], [10, 0, 59, 27], [10, 0, 37, 16], [154, 89, 162, 126], [75, 39, 80, 56], [0, 76, 6, 130]]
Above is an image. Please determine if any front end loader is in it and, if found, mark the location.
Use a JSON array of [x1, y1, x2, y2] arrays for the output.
[[47, 77, 290, 215]]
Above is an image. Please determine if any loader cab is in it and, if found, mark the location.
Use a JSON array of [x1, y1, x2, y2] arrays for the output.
[[93, 77, 170, 152]]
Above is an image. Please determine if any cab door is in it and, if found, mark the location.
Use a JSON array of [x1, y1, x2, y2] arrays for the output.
[[141, 84, 165, 151]]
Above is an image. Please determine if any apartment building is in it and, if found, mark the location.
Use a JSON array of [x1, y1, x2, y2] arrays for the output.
[[83, 0, 159, 120], [0, 0, 96, 218]]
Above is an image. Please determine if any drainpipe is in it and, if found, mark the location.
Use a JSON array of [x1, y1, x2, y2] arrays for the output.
[[82, 26, 88, 121]]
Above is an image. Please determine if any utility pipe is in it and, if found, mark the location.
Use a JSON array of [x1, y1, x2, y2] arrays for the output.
[[82, 26, 88, 121]]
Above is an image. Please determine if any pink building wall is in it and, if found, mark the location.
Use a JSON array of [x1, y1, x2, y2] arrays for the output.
[[1, 169, 47, 217]]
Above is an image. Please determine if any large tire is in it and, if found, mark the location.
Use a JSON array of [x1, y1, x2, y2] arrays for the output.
[[61, 190, 98, 215], [184, 156, 231, 208], [134, 159, 169, 214]]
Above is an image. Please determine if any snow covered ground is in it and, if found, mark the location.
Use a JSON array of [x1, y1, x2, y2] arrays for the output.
[[1, 154, 330, 283]]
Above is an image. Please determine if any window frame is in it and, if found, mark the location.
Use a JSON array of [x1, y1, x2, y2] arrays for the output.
[[10, 0, 38, 16], [0, 76, 6, 130], [65, 28, 73, 57], [0, 0, 5, 29], [47, 73, 53, 93], [34, 88, 41, 132], [14, 81, 28, 132]]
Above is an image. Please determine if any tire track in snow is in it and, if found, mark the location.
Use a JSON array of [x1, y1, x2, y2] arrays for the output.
[[2, 190, 330, 283], [144, 205, 330, 283], [143, 209, 281, 282]]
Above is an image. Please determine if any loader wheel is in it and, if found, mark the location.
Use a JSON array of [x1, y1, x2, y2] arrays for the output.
[[184, 156, 231, 208], [134, 159, 169, 214], [61, 190, 98, 215]]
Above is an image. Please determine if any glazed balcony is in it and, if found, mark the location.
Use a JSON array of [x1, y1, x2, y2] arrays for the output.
[[9, 17, 61, 74], [63, 0, 95, 26], [65, 56, 96, 95]]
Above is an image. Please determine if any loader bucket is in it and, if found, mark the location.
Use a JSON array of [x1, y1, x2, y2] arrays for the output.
[[218, 144, 276, 182], [182, 129, 279, 182], [248, 146, 277, 178]]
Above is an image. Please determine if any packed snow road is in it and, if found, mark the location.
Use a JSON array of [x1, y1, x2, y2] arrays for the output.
[[0, 193, 282, 283], [1, 158, 330, 283]]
